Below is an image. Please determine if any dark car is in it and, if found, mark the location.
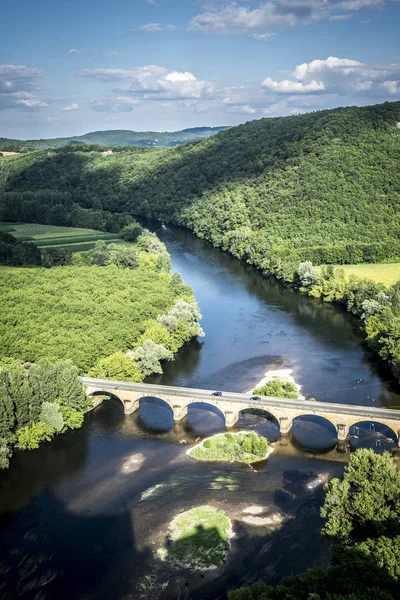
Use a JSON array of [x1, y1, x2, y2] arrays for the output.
[[250, 395, 261, 401], [211, 391, 222, 397]]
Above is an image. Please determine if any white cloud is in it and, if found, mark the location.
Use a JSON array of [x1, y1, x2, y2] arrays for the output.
[[189, 2, 298, 33], [227, 104, 257, 114], [329, 14, 353, 20], [0, 64, 47, 110], [91, 96, 139, 112], [138, 23, 176, 31], [139, 23, 163, 31], [68, 48, 82, 55], [262, 56, 400, 97], [262, 76, 325, 93], [381, 80, 399, 94], [62, 102, 79, 111], [0, 64, 44, 93], [189, 1, 400, 34], [105, 51, 121, 56], [248, 32, 277, 42], [80, 65, 215, 101]]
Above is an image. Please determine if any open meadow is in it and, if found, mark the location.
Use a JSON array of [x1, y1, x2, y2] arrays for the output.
[[338, 263, 400, 287]]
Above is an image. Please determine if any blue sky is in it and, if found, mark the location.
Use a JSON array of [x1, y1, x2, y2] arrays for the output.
[[1, 0, 399, 138]]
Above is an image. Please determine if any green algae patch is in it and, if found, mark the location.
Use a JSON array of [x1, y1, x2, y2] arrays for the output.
[[157, 506, 232, 571], [188, 431, 271, 464]]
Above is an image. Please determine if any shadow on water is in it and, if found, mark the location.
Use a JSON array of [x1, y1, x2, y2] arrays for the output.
[[0, 490, 153, 600]]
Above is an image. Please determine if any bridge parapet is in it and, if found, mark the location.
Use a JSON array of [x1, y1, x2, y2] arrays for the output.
[[83, 379, 400, 445]]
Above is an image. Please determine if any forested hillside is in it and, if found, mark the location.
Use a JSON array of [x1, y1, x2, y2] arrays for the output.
[[0, 126, 229, 151], [0, 101, 399, 271]]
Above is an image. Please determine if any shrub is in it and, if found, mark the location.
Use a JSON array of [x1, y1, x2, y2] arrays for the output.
[[40, 401, 64, 432], [59, 404, 85, 430], [119, 221, 143, 242], [204, 439, 212, 448], [16, 422, 55, 450]]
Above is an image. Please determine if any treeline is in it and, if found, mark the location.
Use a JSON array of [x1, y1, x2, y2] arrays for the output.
[[229, 449, 400, 600], [0, 189, 137, 232], [0, 231, 41, 266], [295, 261, 400, 379], [0, 359, 88, 469]]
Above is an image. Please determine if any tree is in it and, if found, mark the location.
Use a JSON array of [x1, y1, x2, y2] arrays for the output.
[[132, 339, 172, 376], [29, 359, 58, 409], [321, 449, 400, 544], [297, 261, 319, 287], [355, 536, 400, 581], [7, 361, 32, 427], [89, 352, 143, 382], [40, 402, 64, 432], [58, 404, 84, 430], [55, 360, 87, 411], [0, 437, 12, 469], [0, 374, 15, 440], [16, 422, 55, 450], [119, 222, 143, 242]]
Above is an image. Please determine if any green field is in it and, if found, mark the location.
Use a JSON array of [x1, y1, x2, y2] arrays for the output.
[[338, 263, 400, 287], [0, 222, 122, 252], [0, 222, 101, 238]]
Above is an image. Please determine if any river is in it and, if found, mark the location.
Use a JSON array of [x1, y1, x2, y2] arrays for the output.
[[1, 224, 399, 600]]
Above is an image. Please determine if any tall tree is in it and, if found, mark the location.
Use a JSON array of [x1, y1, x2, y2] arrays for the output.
[[0, 373, 15, 440]]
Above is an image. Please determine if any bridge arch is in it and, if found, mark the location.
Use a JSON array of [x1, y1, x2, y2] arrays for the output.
[[137, 396, 175, 431], [86, 388, 125, 411], [348, 420, 398, 451], [186, 401, 226, 432], [291, 414, 338, 451], [238, 408, 280, 440]]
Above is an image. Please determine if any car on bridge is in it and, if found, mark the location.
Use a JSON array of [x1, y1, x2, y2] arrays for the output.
[[250, 395, 262, 401], [211, 391, 222, 396]]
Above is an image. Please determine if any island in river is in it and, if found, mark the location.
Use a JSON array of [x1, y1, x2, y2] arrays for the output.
[[188, 431, 271, 463]]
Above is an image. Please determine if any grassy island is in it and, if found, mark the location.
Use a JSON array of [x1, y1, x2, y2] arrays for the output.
[[188, 432, 270, 464], [157, 506, 232, 571]]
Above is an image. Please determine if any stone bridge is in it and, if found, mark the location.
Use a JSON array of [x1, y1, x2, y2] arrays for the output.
[[82, 377, 400, 445]]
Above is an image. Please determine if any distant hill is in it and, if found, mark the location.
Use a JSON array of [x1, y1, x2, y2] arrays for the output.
[[0, 126, 230, 151], [1, 101, 399, 268]]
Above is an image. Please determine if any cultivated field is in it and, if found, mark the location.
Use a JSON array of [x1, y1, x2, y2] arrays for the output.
[[338, 263, 400, 287], [0, 222, 123, 252]]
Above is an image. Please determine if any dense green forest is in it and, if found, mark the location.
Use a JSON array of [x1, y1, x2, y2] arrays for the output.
[[0, 101, 399, 267], [0, 234, 203, 374], [229, 449, 400, 600], [0, 126, 229, 151], [1, 102, 399, 379], [0, 225, 203, 468]]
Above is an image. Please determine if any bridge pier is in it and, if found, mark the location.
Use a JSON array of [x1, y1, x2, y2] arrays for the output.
[[225, 411, 239, 428], [337, 423, 348, 443], [279, 417, 292, 436], [122, 398, 139, 415], [173, 404, 188, 422]]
